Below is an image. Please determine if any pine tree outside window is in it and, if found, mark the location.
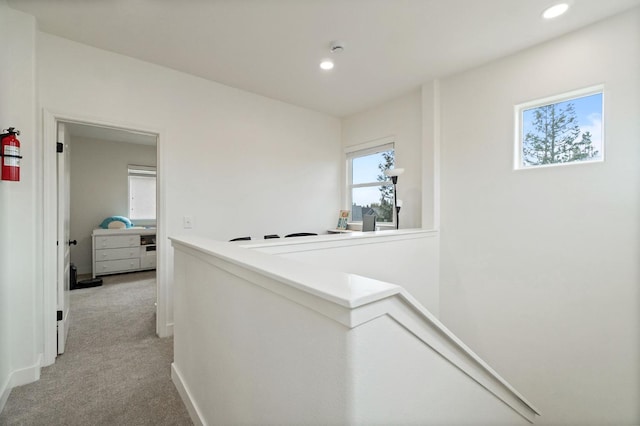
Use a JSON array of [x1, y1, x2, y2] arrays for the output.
[[515, 86, 604, 170]]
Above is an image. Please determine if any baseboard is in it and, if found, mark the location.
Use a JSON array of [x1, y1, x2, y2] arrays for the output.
[[158, 322, 174, 338], [171, 363, 205, 426], [0, 376, 11, 414], [0, 353, 42, 414], [11, 353, 42, 388]]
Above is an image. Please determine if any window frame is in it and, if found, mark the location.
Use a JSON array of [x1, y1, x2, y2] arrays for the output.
[[127, 164, 157, 223], [345, 139, 395, 225], [514, 84, 605, 170]]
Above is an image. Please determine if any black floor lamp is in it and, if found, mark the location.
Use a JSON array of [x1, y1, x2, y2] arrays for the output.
[[384, 168, 405, 230]]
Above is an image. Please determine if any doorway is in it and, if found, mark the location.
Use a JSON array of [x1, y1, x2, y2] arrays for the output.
[[43, 111, 164, 366], [65, 122, 157, 276]]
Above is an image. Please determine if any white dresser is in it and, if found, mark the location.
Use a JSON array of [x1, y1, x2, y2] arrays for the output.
[[92, 228, 157, 278]]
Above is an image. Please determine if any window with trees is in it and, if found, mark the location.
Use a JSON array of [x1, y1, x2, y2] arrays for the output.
[[515, 86, 603, 169], [347, 142, 395, 223], [128, 165, 156, 221]]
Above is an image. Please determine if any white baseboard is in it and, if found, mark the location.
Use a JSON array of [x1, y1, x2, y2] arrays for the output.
[[171, 363, 205, 426], [158, 322, 174, 338], [11, 353, 42, 388], [0, 376, 10, 414], [0, 353, 42, 414]]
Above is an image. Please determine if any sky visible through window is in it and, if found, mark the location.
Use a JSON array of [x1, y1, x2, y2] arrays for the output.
[[522, 92, 603, 164], [352, 151, 392, 205]]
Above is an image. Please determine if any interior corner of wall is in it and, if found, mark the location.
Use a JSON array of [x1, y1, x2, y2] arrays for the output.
[[0, 373, 11, 414]]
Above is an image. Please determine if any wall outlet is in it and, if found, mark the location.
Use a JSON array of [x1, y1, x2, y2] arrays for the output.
[[183, 216, 193, 229]]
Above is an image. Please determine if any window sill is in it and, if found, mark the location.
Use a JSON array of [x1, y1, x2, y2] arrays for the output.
[[346, 222, 395, 231]]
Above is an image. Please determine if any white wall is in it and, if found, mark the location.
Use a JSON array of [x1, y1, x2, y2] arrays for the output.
[[172, 247, 351, 425], [0, 0, 40, 409], [37, 33, 342, 334], [341, 90, 423, 229], [421, 81, 439, 230], [437, 9, 640, 425], [69, 137, 157, 274]]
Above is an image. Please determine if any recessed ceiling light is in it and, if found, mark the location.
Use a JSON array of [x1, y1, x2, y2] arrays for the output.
[[320, 60, 334, 70], [542, 3, 569, 19]]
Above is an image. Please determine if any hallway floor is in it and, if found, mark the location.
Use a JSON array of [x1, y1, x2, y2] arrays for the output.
[[0, 271, 192, 425]]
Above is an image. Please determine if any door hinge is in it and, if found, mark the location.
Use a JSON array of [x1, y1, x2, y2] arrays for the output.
[[56, 142, 63, 153], [57, 310, 63, 321]]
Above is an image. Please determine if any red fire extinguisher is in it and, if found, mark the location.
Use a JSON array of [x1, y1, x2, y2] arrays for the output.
[[1, 127, 22, 181]]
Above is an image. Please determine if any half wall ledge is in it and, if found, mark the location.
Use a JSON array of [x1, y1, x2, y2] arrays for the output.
[[170, 231, 540, 425]]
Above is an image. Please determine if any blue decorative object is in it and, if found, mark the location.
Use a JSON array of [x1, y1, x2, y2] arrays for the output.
[[100, 216, 133, 229]]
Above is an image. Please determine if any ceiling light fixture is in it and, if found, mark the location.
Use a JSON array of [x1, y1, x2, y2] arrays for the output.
[[330, 41, 345, 53], [320, 60, 334, 70], [319, 41, 344, 71], [542, 3, 569, 19]]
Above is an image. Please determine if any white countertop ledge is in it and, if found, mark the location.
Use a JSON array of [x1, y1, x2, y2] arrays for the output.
[[170, 235, 402, 308]]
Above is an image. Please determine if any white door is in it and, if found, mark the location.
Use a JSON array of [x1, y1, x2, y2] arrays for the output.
[[57, 122, 72, 354]]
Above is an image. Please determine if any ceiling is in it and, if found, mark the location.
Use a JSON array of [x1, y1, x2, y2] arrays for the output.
[[9, 0, 640, 117]]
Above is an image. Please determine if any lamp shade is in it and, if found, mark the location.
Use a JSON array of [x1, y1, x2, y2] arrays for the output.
[[384, 167, 405, 178]]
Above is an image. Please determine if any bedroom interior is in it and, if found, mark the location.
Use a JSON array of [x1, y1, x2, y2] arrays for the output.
[[66, 123, 158, 278]]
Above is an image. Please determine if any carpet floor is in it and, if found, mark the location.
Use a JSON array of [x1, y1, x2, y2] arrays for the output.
[[0, 271, 193, 426]]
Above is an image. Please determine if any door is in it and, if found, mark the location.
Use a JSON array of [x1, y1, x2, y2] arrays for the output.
[[57, 122, 71, 354]]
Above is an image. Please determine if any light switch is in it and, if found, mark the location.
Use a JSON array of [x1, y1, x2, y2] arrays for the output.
[[183, 216, 193, 229]]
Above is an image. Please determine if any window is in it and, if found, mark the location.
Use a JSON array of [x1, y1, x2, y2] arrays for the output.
[[515, 85, 604, 169], [128, 165, 156, 221], [347, 142, 395, 223]]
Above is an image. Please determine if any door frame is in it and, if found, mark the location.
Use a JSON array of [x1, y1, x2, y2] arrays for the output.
[[56, 122, 71, 355], [42, 109, 167, 366]]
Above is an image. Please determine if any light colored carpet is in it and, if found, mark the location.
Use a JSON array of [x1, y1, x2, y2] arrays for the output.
[[0, 271, 193, 426]]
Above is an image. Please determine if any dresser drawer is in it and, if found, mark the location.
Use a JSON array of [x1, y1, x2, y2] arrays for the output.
[[95, 247, 139, 262], [95, 235, 140, 249], [92, 230, 157, 278], [95, 258, 141, 275]]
